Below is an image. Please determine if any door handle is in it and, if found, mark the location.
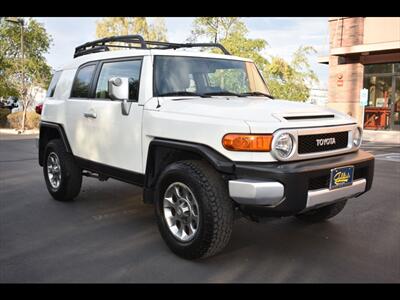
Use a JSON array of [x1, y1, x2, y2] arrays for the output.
[[84, 111, 97, 119]]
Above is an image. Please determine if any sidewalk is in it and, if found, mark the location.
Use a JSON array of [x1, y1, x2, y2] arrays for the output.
[[363, 129, 400, 144], [0, 128, 39, 141]]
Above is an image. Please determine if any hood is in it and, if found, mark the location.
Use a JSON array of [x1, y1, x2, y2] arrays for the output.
[[157, 97, 355, 127]]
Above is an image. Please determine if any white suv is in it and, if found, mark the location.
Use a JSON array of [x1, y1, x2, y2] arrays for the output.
[[38, 35, 374, 259]]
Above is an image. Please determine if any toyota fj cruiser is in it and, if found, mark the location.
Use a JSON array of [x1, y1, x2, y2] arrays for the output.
[[38, 35, 374, 259]]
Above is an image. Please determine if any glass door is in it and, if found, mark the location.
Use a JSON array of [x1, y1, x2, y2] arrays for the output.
[[363, 62, 400, 131], [391, 76, 400, 130], [363, 75, 392, 130]]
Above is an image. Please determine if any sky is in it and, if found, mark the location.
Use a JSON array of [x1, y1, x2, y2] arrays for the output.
[[34, 17, 330, 89]]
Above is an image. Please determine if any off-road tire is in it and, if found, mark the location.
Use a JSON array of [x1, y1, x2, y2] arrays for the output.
[[43, 139, 82, 201], [155, 160, 234, 260], [295, 200, 347, 223]]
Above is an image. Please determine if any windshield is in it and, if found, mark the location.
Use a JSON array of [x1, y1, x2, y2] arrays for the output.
[[154, 55, 272, 98]]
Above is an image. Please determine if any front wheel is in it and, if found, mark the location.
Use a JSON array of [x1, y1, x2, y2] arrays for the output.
[[155, 160, 234, 259]]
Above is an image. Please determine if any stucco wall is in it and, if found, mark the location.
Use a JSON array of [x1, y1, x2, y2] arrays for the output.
[[363, 17, 400, 44]]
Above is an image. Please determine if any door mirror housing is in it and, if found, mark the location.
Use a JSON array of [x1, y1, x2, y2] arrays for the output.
[[108, 77, 132, 116], [108, 77, 129, 101]]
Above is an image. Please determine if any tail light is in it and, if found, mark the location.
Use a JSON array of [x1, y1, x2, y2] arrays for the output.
[[35, 103, 43, 115]]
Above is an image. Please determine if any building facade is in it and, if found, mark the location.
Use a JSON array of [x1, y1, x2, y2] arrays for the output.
[[319, 17, 400, 131]]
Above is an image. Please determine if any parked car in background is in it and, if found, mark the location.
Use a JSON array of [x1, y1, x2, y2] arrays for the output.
[[4, 96, 19, 110]]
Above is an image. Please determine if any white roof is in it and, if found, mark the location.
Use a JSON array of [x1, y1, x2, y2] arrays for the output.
[[62, 48, 252, 70]]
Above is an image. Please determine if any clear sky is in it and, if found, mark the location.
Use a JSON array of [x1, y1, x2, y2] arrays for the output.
[[35, 17, 329, 88]]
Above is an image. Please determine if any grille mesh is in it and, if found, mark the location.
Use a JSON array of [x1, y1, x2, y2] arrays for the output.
[[298, 131, 348, 154]]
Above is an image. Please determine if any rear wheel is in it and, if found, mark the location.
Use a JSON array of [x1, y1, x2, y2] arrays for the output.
[[155, 160, 234, 259], [43, 139, 82, 201], [295, 200, 347, 223]]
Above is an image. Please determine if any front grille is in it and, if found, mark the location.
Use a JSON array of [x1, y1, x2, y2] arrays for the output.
[[308, 166, 367, 190], [298, 131, 348, 154]]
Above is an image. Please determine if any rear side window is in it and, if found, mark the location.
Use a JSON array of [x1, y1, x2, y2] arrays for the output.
[[70, 64, 96, 98], [95, 59, 142, 101], [46, 71, 62, 98]]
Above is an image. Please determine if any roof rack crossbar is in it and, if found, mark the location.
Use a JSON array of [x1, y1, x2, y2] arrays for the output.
[[144, 41, 231, 55], [73, 35, 231, 58], [74, 35, 146, 58]]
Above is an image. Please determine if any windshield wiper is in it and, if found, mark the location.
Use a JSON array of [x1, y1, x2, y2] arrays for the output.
[[202, 91, 244, 97], [158, 91, 206, 98], [240, 91, 274, 99]]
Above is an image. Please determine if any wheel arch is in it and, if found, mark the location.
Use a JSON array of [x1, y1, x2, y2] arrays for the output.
[[39, 121, 72, 166], [143, 138, 235, 203]]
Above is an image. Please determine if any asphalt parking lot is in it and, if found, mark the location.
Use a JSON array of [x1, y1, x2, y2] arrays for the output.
[[0, 134, 399, 283]]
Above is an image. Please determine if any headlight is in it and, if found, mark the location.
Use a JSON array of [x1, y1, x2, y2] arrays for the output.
[[353, 127, 362, 147], [273, 133, 294, 159]]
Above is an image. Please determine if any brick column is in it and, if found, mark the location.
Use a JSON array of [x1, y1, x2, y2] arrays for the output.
[[327, 17, 365, 126]]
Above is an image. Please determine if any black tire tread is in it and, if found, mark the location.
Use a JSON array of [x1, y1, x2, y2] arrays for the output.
[[182, 160, 233, 258], [156, 160, 234, 259], [43, 139, 82, 201]]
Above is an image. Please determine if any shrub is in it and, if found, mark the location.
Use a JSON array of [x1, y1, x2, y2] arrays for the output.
[[0, 108, 11, 128], [7, 111, 41, 130]]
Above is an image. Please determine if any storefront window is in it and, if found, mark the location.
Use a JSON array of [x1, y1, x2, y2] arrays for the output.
[[364, 63, 393, 74], [394, 76, 400, 127], [364, 76, 393, 107], [363, 63, 400, 131], [395, 63, 400, 73]]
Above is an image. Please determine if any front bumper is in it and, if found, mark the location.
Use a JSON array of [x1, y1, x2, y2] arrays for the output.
[[229, 150, 374, 217]]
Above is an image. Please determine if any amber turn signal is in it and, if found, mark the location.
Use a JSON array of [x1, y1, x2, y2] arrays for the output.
[[222, 134, 272, 152]]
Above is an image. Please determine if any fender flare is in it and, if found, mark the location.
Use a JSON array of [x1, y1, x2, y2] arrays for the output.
[[143, 138, 235, 203], [38, 121, 72, 166]]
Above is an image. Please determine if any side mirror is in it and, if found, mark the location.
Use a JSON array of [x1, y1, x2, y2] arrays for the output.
[[108, 77, 131, 116], [108, 77, 129, 101]]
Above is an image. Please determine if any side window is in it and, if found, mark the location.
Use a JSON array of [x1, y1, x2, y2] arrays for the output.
[[70, 64, 96, 98], [46, 71, 62, 98], [95, 59, 142, 101]]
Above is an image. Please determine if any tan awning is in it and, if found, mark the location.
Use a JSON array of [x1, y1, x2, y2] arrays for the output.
[[330, 41, 400, 56]]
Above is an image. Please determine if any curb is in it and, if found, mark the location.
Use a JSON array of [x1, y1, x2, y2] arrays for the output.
[[363, 130, 400, 144], [0, 128, 39, 135]]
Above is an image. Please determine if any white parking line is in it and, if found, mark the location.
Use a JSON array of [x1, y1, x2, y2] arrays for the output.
[[373, 153, 400, 162], [362, 146, 400, 149]]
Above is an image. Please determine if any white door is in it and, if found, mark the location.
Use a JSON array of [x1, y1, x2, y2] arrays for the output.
[[65, 63, 98, 162], [81, 58, 144, 173]]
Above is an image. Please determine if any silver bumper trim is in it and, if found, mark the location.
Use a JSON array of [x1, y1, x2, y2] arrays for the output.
[[305, 179, 366, 210], [228, 179, 284, 206]]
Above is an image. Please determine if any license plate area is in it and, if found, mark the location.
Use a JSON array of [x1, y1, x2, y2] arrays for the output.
[[329, 166, 354, 190]]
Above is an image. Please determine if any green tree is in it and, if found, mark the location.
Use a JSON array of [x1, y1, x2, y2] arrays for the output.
[[189, 17, 319, 102], [96, 17, 168, 41], [189, 17, 269, 84], [0, 17, 52, 131], [266, 46, 319, 101], [189, 17, 245, 43], [189, 17, 267, 65]]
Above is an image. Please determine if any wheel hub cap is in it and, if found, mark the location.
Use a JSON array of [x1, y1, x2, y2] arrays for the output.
[[163, 182, 199, 242], [47, 152, 61, 189]]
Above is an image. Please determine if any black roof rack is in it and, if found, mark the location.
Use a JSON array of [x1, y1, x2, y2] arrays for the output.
[[73, 35, 231, 58]]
